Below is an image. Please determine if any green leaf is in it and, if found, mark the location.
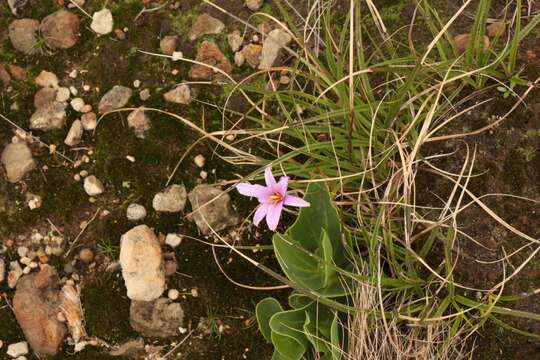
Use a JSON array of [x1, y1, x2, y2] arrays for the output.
[[256, 298, 283, 343], [287, 182, 342, 255], [270, 306, 311, 360], [330, 310, 343, 360], [303, 304, 334, 353]]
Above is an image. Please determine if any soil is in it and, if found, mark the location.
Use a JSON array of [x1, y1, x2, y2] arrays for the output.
[[0, 0, 539, 359]]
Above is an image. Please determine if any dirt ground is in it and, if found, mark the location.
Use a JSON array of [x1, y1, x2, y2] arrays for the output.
[[0, 0, 539, 359]]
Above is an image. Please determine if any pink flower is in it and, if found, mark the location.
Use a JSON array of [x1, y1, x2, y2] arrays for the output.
[[236, 167, 310, 231]]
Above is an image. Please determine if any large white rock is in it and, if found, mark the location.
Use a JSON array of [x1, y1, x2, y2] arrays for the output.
[[120, 225, 166, 301], [91, 9, 113, 35]]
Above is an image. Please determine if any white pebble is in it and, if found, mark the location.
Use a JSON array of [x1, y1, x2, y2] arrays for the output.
[[69, 86, 78, 96], [126, 155, 135, 162], [83, 175, 104, 196], [6, 342, 28, 358], [168, 289, 180, 300], [69, 69, 78, 78], [172, 51, 184, 61], [194, 154, 205, 168], [56, 87, 71, 102], [133, 79, 141, 88], [126, 203, 147, 221], [165, 233, 183, 248], [70, 98, 85, 112], [199, 170, 207, 179]]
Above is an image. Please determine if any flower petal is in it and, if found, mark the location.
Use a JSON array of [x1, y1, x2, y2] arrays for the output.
[[264, 167, 276, 187], [253, 204, 268, 226], [283, 194, 310, 208], [275, 176, 289, 196], [236, 183, 271, 202], [265, 202, 283, 231]]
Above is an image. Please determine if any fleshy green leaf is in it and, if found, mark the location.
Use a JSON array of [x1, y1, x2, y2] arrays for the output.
[[256, 298, 283, 343], [270, 306, 310, 360]]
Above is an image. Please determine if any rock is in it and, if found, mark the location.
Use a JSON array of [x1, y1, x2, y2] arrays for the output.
[[70, 97, 85, 112], [8, 65, 27, 81], [126, 203, 147, 221], [246, 0, 263, 11], [160, 35, 178, 55], [6, 342, 28, 358], [129, 298, 184, 338], [188, 41, 233, 80], [1, 143, 36, 183], [164, 259, 177, 277], [81, 112, 97, 131], [114, 28, 126, 40], [109, 338, 145, 358], [165, 233, 182, 248], [259, 29, 292, 69], [163, 84, 191, 105], [194, 154, 205, 168], [8, 19, 40, 55], [83, 175, 104, 196], [30, 101, 67, 130], [26, 192, 42, 210], [241, 43, 262, 67], [120, 225, 166, 301], [139, 89, 151, 101], [91, 9, 114, 35], [188, 185, 239, 235], [7, 0, 30, 16], [172, 51, 184, 61], [78, 248, 94, 263], [228, 30, 243, 52], [40, 10, 80, 49], [152, 184, 187, 213], [35, 71, 59, 88], [98, 85, 132, 114], [0, 259, 5, 284], [8, 261, 23, 288], [189, 13, 225, 41], [59, 284, 87, 344], [454, 33, 490, 54], [0, 65, 11, 87], [13, 265, 67, 356], [487, 21, 505, 38], [56, 87, 71, 102], [34, 87, 57, 109], [234, 51, 245, 67], [64, 120, 83, 146], [167, 289, 180, 300], [127, 107, 151, 138]]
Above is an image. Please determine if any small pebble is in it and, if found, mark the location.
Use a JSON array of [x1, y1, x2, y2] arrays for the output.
[[79, 248, 94, 263], [133, 79, 141, 88], [165, 233, 183, 248], [126, 203, 147, 221], [168, 289, 180, 300], [194, 154, 205, 168], [70, 98, 85, 112], [6, 342, 28, 358], [83, 175, 104, 196], [139, 89, 151, 101], [69, 69, 78, 78], [200, 170, 207, 179], [126, 155, 135, 162]]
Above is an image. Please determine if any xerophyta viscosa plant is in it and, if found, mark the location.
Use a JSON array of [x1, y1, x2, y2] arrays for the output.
[[204, 0, 540, 358]]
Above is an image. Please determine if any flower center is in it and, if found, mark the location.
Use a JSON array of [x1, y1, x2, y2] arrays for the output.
[[268, 192, 283, 205]]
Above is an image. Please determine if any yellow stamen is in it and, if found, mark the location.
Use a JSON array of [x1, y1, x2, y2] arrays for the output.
[[268, 192, 283, 205]]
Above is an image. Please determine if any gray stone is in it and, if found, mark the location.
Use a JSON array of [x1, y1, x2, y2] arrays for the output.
[[8, 19, 40, 55], [127, 107, 150, 138], [34, 87, 57, 108], [120, 225, 166, 301], [126, 203, 147, 221], [64, 120, 83, 146], [189, 13, 225, 41], [1, 142, 36, 183], [160, 35, 178, 55], [259, 29, 292, 69], [129, 298, 184, 338], [40, 10, 80, 49], [188, 185, 239, 235], [109, 338, 145, 358], [152, 184, 187, 213], [98, 85, 132, 114], [29, 101, 67, 131], [163, 84, 191, 105]]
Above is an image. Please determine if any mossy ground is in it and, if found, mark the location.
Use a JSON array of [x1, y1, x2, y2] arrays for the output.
[[1, 0, 539, 359]]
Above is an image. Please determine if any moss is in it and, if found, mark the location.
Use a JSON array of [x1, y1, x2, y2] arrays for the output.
[[81, 272, 138, 343]]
